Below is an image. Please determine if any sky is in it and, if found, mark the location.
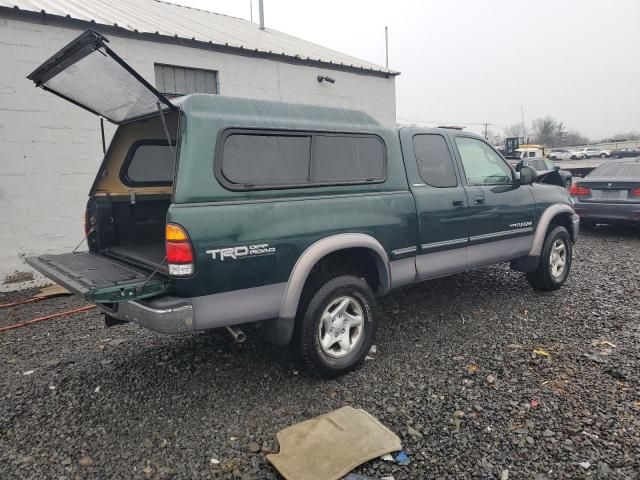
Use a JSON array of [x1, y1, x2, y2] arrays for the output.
[[171, 0, 639, 139]]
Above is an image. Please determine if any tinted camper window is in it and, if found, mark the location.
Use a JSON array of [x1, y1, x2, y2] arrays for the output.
[[312, 135, 385, 182], [221, 134, 311, 186], [122, 141, 175, 186], [218, 130, 386, 189]]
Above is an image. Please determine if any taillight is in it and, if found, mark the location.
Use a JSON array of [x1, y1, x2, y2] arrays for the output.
[[166, 223, 195, 276], [631, 188, 640, 197], [569, 184, 590, 196]]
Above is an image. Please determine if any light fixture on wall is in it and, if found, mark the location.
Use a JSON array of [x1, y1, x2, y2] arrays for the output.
[[317, 75, 336, 84]]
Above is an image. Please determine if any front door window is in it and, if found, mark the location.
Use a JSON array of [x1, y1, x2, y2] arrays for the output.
[[455, 137, 513, 185]]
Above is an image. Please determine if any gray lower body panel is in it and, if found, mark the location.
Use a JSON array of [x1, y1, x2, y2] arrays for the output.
[[97, 282, 287, 334], [467, 235, 533, 269], [416, 246, 467, 281]]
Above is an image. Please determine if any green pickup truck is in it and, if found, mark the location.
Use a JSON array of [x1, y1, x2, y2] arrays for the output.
[[25, 31, 579, 377]]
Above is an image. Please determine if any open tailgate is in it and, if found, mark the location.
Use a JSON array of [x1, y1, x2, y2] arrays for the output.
[[27, 30, 176, 124], [25, 252, 169, 303]]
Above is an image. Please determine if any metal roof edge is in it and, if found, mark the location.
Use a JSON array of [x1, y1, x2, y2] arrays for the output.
[[0, 6, 400, 78]]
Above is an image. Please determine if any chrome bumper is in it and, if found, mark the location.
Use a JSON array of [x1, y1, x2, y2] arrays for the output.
[[571, 213, 580, 243], [97, 296, 193, 334]]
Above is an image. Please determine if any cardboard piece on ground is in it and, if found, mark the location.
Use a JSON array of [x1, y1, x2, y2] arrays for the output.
[[35, 284, 71, 299], [266, 406, 401, 480]]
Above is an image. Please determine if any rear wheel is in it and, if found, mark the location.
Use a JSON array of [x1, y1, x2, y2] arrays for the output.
[[599, 153, 607, 158], [292, 275, 376, 378], [564, 178, 572, 189], [526, 226, 572, 291]]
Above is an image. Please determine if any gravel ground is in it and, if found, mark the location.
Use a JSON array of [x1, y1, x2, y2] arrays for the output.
[[1, 226, 639, 479]]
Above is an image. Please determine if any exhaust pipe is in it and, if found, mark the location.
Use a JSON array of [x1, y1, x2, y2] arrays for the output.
[[225, 325, 246, 343]]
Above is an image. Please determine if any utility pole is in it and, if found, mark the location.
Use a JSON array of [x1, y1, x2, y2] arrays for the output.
[[250, 0, 253, 23], [520, 105, 527, 142], [484, 122, 489, 140]]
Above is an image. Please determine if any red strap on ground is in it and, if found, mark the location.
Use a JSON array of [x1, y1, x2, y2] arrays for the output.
[[0, 297, 45, 309], [0, 305, 96, 333]]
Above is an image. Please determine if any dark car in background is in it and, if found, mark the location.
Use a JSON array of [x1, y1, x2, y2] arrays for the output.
[[522, 158, 573, 189], [570, 158, 640, 226], [612, 148, 640, 159]]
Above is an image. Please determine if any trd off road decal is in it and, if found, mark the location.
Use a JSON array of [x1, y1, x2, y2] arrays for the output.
[[206, 244, 276, 261]]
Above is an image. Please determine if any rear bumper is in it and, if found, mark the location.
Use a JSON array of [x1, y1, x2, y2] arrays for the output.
[[96, 282, 287, 334], [97, 296, 193, 334], [574, 202, 640, 222]]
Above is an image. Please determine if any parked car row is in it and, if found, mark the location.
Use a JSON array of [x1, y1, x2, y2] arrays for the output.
[[549, 147, 640, 161], [549, 147, 611, 160]]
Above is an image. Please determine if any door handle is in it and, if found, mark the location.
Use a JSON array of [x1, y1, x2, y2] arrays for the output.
[[452, 195, 465, 206], [474, 194, 485, 205]]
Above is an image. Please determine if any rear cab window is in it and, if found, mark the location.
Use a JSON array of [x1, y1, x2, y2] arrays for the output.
[[216, 130, 387, 190]]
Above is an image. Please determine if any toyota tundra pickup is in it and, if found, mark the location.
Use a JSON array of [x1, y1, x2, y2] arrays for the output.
[[24, 31, 579, 377]]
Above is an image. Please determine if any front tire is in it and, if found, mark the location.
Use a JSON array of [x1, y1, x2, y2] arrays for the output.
[[526, 226, 572, 291], [292, 275, 377, 378], [565, 178, 572, 189]]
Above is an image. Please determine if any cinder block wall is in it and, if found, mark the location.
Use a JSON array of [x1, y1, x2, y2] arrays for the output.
[[0, 17, 396, 290]]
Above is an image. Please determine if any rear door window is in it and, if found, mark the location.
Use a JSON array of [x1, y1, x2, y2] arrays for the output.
[[412, 134, 457, 187], [122, 141, 175, 186]]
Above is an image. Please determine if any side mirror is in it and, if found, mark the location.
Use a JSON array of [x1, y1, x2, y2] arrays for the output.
[[515, 160, 524, 172], [553, 165, 560, 171], [519, 165, 538, 185]]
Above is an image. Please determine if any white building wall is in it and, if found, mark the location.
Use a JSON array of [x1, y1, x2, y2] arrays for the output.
[[0, 17, 396, 289]]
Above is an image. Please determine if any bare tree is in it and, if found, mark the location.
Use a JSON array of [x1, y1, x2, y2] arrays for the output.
[[532, 117, 558, 146], [565, 130, 590, 147], [503, 123, 523, 138]]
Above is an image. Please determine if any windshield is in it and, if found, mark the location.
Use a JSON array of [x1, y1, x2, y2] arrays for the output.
[[526, 159, 548, 170]]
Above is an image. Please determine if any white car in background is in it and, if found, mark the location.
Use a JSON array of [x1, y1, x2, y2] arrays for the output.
[[572, 147, 610, 159], [548, 148, 572, 160]]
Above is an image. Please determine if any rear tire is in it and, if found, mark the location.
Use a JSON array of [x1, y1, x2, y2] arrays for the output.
[[565, 178, 572, 189], [599, 153, 607, 158], [292, 275, 377, 378], [526, 226, 572, 291]]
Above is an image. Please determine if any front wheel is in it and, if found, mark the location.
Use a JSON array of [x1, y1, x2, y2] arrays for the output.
[[292, 275, 377, 378], [526, 226, 572, 291], [565, 178, 572, 189]]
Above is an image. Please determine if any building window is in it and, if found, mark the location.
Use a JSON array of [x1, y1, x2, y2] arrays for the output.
[[154, 64, 218, 98]]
